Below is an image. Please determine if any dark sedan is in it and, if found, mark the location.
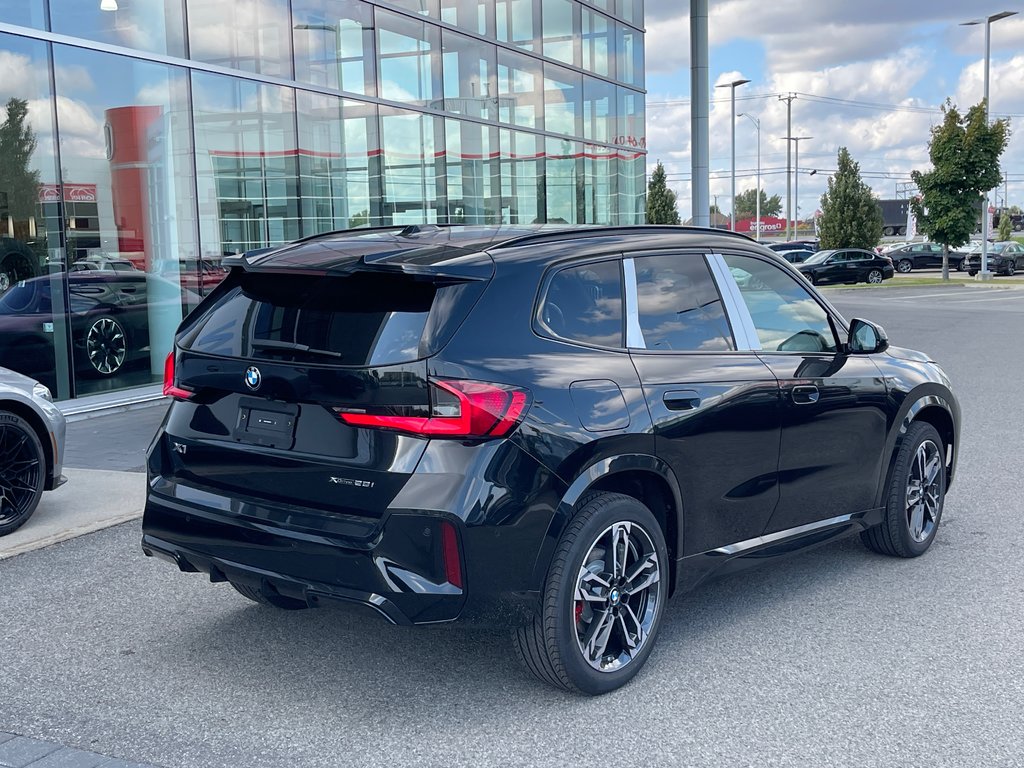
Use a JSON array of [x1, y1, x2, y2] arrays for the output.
[[965, 241, 1024, 276], [797, 248, 895, 285], [884, 242, 969, 273]]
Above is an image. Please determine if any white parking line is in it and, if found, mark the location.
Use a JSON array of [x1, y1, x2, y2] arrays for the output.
[[936, 293, 1024, 304]]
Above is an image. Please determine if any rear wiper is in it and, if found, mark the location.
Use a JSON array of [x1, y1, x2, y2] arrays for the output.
[[250, 339, 342, 358]]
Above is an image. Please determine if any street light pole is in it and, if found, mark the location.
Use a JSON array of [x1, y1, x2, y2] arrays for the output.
[[962, 10, 1017, 280], [739, 113, 760, 240], [717, 78, 750, 231]]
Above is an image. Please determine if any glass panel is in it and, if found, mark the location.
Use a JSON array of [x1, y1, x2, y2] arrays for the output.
[[541, 259, 622, 347], [380, 106, 443, 225], [616, 22, 644, 88], [442, 31, 497, 121], [297, 91, 381, 233], [589, 0, 611, 11], [617, 0, 643, 28], [499, 129, 542, 224], [0, 34, 68, 397], [582, 146, 613, 224], [616, 86, 645, 150], [49, 0, 186, 57], [581, 8, 612, 78], [440, 0, 493, 37], [616, 151, 644, 224], [583, 76, 613, 143], [495, 0, 536, 51], [445, 120, 499, 225], [50, 45, 199, 397], [192, 72, 299, 258], [0, 0, 46, 29], [542, 0, 577, 66], [543, 63, 581, 137], [377, 9, 442, 108], [388, 0, 438, 16], [497, 49, 543, 130], [293, 0, 375, 96], [545, 137, 581, 223], [723, 254, 838, 353], [186, 0, 293, 77], [634, 254, 733, 351]]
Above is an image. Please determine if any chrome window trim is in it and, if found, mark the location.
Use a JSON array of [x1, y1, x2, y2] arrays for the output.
[[622, 256, 646, 349], [705, 252, 761, 351]]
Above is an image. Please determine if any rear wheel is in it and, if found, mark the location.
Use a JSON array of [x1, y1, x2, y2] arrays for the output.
[[512, 492, 668, 695], [896, 259, 913, 273], [0, 412, 46, 536], [230, 581, 309, 610], [84, 316, 127, 376], [1005, 261, 1016, 277], [866, 269, 884, 284], [862, 421, 945, 558]]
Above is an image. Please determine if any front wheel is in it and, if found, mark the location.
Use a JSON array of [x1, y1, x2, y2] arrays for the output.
[[861, 421, 945, 558], [1005, 261, 1016, 277], [512, 492, 668, 695], [84, 316, 127, 376], [0, 411, 46, 536], [896, 259, 913, 273], [866, 269, 884, 284], [956, 258, 967, 272]]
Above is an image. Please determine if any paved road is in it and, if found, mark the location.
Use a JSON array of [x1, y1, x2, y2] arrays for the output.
[[1, 286, 1022, 767]]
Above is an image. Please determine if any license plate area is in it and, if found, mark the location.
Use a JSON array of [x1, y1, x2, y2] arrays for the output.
[[233, 397, 298, 449]]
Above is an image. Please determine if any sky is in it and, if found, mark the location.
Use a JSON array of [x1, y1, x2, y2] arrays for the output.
[[643, 0, 1024, 223]]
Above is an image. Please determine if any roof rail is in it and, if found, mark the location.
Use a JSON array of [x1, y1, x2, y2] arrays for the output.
[[489, 225, 756, 250]]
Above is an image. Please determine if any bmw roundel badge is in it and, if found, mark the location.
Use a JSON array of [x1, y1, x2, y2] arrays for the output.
[[244, 366, 262, 390]]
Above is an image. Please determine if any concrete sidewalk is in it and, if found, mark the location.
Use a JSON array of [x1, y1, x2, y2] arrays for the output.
[[0, 468, 145, 561]]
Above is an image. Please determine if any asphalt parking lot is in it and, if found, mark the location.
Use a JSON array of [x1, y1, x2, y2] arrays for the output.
[[1, 284, 1022, 767]]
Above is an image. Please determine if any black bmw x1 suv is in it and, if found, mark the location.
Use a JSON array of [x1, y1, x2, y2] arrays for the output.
[[143, 225, 959, 695]]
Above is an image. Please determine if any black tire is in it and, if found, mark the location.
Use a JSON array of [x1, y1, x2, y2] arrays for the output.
[[896, 259, 913, 273], [861, 421, 945, 558], [511, 492, 668, 695], [968, 271, 978, 277], [1005, 261, 1015, 277], [230, 580, 309, 610], [956, 258, 967, 272], [0, 411, 46, 536], [866, 269, 884, 284], [809, 272, 819, 285]]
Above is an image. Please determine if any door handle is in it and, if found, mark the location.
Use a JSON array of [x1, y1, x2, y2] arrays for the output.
[[792, 385, 819, 404], [663, 390, 701, 411]]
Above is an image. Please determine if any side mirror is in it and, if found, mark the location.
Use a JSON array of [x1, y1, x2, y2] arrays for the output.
[[848, 318, 889, 354]]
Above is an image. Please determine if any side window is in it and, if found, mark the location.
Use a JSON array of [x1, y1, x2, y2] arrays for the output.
[[830, 252, 848, 263], [633, 254, 733, 351], [723, 254, 838, 354], [540, 259, 623, 347]]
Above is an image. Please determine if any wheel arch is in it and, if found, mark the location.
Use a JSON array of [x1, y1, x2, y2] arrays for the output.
[[877, 394, 958, 507], [0, 398, 55, 485], [532, 455, 684, 596]]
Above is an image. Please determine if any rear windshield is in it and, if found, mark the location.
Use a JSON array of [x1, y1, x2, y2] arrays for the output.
[[181, 271, 438, 366]]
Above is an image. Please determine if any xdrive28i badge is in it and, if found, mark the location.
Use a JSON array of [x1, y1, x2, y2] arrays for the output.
[[244, 366, 262, 390]]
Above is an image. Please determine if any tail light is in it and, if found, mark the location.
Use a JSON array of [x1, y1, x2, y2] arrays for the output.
[[338, 378, 529, 438], [162, 351, 194, 400], [441, 519, 463, 589]]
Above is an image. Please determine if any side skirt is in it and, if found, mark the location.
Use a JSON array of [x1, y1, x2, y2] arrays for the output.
[[674, 508, 885, 594]]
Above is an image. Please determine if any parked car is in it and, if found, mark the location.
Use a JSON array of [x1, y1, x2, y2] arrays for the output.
[[965, 241, 1024, 276], [0, 272, 200, 388], [0, 366, 66, 535], [796, 248, 895, 285], [774, 249, 813, 264], [0, 237, 39, 294], [883, 242, 968, 273], [143, 225, 959, 695], [767, 241, 817, 256], [70, 256, 138, 273]]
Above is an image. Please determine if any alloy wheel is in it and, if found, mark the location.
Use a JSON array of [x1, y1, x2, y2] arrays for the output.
[[0, 422, 42, 526], [573, 521, 662, 673], [906, 439, 942, 543], [86, 317, 127, 375], [897, 260, 913, 273], [867, 270, 883, 284]]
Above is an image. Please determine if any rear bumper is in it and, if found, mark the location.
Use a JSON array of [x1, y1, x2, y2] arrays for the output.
[[142, 479, 466, 625]]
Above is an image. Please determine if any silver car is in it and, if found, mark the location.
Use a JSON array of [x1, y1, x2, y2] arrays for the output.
[[0, 366, 66, 535]]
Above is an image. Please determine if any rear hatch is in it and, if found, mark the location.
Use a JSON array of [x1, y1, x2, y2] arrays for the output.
[[161, 254, 491, 522]]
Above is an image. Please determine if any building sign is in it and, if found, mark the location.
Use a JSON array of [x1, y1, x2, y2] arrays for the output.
[[735, 216, 788, 234], [38, 184, 98, 203]]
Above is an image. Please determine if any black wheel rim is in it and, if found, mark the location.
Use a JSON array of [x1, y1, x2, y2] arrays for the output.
[[573, 521, 662, 673], [86, 317, 127, 374], [906, 439, 941, 543], [0, 423, 42, 524]]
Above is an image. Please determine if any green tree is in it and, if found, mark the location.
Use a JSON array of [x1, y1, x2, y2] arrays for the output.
[[911, 101, 1009, 279], [998, 211, 1012, 241], [817, 147, 883, 250], [733, 188, 782, 220], [646, 161, 680, 225], [0, 97, 41, 232]]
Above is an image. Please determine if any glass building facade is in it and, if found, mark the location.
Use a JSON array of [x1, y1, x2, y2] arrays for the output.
[[0, 0, 645, 401]]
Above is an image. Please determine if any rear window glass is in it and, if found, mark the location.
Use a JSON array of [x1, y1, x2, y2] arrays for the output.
[[182, 272, 437, 366], [539, 259, 623, 347]]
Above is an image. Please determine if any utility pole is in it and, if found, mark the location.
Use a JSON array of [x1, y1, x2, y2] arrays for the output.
[[779, 93, 796, 239], [789, 136, 812, 236], [690, 0, 710, 227]]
